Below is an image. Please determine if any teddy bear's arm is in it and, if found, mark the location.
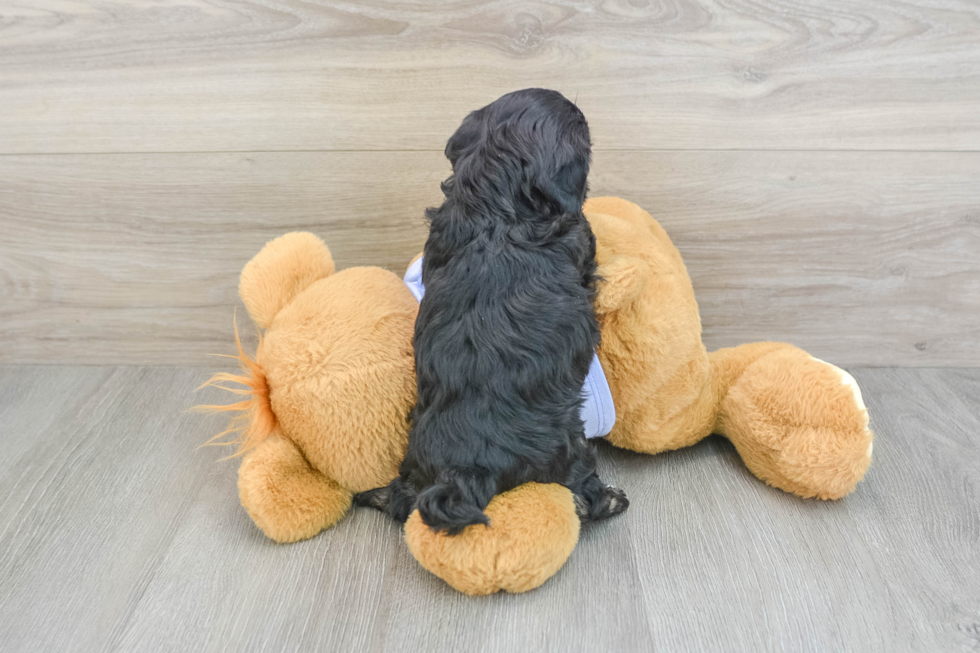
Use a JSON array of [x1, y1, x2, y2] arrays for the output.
[[595, 255, 647, 316]]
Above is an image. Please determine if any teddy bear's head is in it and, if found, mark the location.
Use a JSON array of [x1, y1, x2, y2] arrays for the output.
[[224, 232, 418, 494]]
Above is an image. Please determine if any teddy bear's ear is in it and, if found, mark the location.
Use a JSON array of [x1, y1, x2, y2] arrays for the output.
[[239, 232, 335, 329], [595, 255, 647, 315]]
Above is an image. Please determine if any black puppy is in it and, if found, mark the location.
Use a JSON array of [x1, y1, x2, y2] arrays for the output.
[[358, 88, 628, 533]]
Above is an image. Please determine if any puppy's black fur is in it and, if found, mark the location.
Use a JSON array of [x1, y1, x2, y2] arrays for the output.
[[357, 89, 628, 533]]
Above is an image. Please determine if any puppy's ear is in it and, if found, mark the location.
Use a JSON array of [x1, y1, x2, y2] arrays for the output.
[[538, 118, 591, 212], [445, 109, 484, 166], [595, 255, 647, 315], [555, 154, 590, 205]]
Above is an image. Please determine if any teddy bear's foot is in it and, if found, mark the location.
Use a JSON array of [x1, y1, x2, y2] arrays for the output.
[[238, 433, 353, 542], [404, 483, 580, 595], [713, 344, 874, 500]]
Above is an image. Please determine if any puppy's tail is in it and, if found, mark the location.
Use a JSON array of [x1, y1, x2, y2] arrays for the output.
[[416, 468, 495, 535]]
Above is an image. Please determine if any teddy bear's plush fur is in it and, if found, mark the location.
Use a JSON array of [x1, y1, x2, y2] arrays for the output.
[[202, 197, 872, 594], [584, 197, 872, 499], [202, 232, 417, 542]]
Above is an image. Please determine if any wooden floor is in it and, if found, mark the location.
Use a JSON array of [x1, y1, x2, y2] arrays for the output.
[[2, 0, 979, 367], [1, 365, 977, 652]]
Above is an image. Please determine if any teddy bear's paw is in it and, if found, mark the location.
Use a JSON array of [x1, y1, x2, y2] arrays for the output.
[[404, 483, 580, 595], [808, 356, 873, 462], [238, 434, 353, 543]]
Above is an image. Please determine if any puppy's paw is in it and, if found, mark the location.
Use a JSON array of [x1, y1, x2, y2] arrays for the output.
[[597, 485, 629, 520], [574, 484, 629, 524], [354, 485, 391, 512]]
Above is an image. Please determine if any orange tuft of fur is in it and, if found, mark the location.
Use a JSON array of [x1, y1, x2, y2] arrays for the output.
[[195, 318, 277, 458]]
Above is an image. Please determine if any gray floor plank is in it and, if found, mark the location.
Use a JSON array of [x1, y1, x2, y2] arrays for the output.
[[844, 369, 980, 651], [623, 437, 913, 651], [115, 473, 402, 653], [0, 367, 222, 653], [0, 366, 978, 652]]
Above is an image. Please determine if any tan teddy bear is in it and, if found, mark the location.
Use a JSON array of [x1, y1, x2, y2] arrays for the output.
[[202, 197, 872, 594]]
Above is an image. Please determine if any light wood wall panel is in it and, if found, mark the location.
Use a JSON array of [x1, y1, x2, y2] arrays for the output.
[[0, 152, 446, 364], [1, 0, 979, 153], [2, 151, 977, 366], [592, 150, 980, 366]]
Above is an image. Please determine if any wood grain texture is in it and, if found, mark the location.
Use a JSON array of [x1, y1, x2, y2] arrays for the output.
[[0, 366, 222, 652], [0, 151, 447, 365], [1, 0, 979, 153], [2, 151, 977, 366], [1, 365, 978, 652], [593, 150, 980, 366]]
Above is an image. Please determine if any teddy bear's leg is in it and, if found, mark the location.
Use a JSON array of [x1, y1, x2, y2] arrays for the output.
[[238, 432, 353, 542], [404, 483, 580, 595], [710, 344, 874, 500]]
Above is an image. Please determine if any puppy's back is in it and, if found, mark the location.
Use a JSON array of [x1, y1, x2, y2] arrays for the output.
[[386, 88, 599, 533]]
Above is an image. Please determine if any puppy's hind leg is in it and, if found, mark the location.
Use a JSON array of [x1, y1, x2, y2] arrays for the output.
[[571, 473, 629, 525], [355, 476, 417, 524]]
